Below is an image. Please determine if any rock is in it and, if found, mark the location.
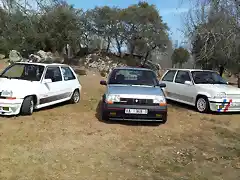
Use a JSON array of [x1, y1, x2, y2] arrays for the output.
[[29, 54, 41, 62], [36, 50, 57, 62], [0, 54, 5, 60], [9, 50, 22, 62], [37, 50, 47, 60]]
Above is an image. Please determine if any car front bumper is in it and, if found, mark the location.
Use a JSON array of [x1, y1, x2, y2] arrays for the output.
[[0, 98, 23, 115], [102, 103, 167, 122], [209, 98, 240, 112]]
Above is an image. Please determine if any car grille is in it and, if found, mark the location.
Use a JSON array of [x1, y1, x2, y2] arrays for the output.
[[114, 98, 157, 106]]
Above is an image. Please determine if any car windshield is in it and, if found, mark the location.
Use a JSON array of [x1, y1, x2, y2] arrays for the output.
[[0, 63, 45, 81], [108, 69, 159, 86], [191, 71, 227, 84]]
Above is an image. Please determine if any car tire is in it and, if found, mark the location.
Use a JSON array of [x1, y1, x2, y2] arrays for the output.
[[159, 113, 167, 124], [101, 101, 109, 121], [21, 96, 34, 115], [70, 89, 80, 104], [195, 96, 210, 113]]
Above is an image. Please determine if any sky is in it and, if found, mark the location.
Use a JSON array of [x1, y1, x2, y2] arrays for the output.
[[67, 0, 192, 46]]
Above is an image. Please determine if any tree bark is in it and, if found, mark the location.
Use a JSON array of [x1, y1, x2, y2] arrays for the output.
[[238, 73, 240, 88], [106, 37, 111, 52]]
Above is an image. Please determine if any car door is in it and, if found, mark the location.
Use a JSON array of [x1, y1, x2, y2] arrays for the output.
[[173, 70, 197, 104], [60, 66, 80, 96], [161, 70, 177, 99], [38, 66, 66, 105]]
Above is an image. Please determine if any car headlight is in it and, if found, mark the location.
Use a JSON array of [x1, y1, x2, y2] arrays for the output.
[[106, 94, 120, 103], [213, 92, 226, 99], [153, 96, 166, 104], [1, 90, 13, 97]]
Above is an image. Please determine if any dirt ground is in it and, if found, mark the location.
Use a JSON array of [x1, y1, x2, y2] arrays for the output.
[[0, 62, 240, 180]]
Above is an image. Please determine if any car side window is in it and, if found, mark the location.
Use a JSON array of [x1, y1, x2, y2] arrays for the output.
[[175, 71, 191, 84], [61, 66, 76, 81], [162, 70, 176, 82], [45, 67, 62, 82]]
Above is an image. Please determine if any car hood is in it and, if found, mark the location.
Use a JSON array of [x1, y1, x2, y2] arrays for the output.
[[0, 78, 38, 92], [107, 85, 163, 96], [197, 84, 240, 94]]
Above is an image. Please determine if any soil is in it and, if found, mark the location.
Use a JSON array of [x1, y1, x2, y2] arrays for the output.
[[0, 62, 239, 180]]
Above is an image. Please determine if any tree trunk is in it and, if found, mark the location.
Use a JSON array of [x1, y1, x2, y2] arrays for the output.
[[238, 73, 240, 88], [142, 51, 150, 65], [179, 63, 182, 68], [106, 37, 110, 52]]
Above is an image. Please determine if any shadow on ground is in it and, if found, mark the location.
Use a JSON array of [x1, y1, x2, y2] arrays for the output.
[[95, 100, 164, 126], [34, 101, 69, 112], [166, 99, 196, 111]]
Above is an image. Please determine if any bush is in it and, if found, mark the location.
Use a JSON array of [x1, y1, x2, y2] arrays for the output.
[[100, 70, 107, 77], [75, 69, 87, 75]]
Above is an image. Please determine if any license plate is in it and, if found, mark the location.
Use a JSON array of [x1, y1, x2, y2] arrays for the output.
[[125, 109, 148, 114]]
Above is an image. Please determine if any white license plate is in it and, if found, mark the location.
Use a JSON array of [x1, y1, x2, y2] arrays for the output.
[[125, 109, 148, 114]]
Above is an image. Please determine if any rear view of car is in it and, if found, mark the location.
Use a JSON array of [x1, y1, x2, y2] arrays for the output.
[[100, 67, 167, 123]]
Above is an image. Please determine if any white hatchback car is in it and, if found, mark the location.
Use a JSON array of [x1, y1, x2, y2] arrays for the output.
[[0, 62, 81, 116], [161, 69, 240, 113]]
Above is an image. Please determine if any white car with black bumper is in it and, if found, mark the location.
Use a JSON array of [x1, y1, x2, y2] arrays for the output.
[[0, 62, 81, 116], [161, 69, 240, 113]]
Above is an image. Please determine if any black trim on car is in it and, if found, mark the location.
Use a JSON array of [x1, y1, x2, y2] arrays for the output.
[[102, 103, 167, 121], [39, 92, 72, 104]]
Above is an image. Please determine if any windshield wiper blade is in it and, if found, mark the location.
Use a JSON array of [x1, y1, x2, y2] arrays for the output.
[[0, 75, 10, 78], [212, 82, 227, 84]]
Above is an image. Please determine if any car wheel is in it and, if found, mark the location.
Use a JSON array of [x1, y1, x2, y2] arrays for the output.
[[196, 96, 210, 113], [70, 89, 80, 104], [161, 115, 167, 124], [21, 96, 34, 115], [101, 101, 109, 121]]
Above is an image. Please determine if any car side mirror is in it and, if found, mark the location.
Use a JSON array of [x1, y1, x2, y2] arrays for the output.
[[184, 80, 193, 85], [159, 83, 166, 88], [43, 78, 52, 83], [100, 80, 107, 86]]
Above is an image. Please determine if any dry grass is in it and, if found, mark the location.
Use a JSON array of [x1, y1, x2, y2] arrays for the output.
[[0, 62, 239, 180]]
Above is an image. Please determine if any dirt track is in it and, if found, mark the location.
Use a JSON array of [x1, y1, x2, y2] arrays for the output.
[[0, 71, 240, 180]]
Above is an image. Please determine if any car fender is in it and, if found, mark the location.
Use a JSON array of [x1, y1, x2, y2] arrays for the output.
[[13, 85, 39, 100], [195, 92, 212, 100]]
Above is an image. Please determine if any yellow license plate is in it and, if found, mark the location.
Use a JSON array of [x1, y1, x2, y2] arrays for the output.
[[2, 107, 9, 111], [217, 105, 224, 109]]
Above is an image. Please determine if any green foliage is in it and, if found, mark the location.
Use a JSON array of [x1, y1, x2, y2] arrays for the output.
[[189, 0, 240, 72], [172, 47, 190, 67], [0, 0, 170, 63]]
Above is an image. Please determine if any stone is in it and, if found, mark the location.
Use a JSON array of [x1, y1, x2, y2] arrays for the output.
[[37, 50, 48, 60], [29, 54, 42, 62], [0, 54, 5, 60], [9, 50, 22, 62]]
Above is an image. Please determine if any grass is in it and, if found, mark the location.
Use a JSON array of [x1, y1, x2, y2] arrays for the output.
[[0, 61, 239, 180]]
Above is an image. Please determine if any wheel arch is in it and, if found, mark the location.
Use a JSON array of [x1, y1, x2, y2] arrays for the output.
[[74, 88, 80, 93], [24, 94, 38, 105], [195, 93, 211, 104]]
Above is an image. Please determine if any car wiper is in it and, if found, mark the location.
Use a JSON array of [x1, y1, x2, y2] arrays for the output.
[[133, 84, 155, 86], [212, 82, 227, 84], [0, 75, 10, 79]]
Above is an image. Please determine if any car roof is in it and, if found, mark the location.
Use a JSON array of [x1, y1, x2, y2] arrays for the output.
[[166, 68, 216, 72], [113, 66, 154, 71], [15, 62, 69, 67]]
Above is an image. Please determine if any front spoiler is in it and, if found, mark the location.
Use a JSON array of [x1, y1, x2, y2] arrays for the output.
[[103, 103, 167, 121]]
